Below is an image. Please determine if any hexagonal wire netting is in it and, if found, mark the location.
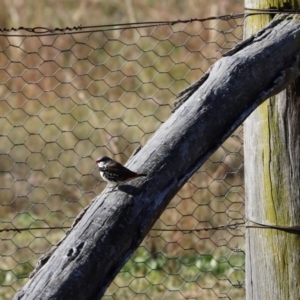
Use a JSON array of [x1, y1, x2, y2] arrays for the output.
[[0, 16, 244, 300]]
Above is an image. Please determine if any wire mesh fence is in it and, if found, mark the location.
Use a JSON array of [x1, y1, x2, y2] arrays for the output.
[[0, 16, 244, 300]]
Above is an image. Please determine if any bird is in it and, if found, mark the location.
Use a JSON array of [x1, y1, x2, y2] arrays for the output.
[[95, 156, 147, 190]]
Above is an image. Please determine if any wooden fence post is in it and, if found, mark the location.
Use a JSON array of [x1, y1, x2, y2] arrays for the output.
[[244, 1, 300, 299]]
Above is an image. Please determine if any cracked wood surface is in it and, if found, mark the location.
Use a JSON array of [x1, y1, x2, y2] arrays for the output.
[[14, 14, 300, 300], [245, 2, 300, 299]]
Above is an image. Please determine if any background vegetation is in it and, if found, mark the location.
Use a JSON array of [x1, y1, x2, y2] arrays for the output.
[[0, 1, 245, 299]]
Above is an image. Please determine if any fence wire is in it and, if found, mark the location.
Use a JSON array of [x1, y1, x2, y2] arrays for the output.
[[0, 16, 244, 300]]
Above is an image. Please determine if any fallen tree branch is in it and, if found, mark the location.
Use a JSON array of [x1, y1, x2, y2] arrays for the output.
[[14, 14, 300, 300]]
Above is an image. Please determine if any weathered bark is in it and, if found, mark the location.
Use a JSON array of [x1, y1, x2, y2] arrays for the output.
[[245, 1, 300, 300], [14, 14, 300, 300]]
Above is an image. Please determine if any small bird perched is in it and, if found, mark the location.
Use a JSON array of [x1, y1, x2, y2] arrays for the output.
[[96, 156, 147, 190]]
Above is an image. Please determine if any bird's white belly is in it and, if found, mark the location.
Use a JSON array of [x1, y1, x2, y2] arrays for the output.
[[100, 171, 123, 186]]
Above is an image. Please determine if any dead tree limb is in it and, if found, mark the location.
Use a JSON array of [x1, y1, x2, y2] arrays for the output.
[[14, 14, 300, 300]]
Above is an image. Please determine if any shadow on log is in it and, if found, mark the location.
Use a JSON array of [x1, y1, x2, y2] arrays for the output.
[[14, 14, 300, 300]]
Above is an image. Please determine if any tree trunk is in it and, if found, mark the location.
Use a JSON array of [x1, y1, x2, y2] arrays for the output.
[[245, 1, 300, 300], [14, 14, 300, 300]]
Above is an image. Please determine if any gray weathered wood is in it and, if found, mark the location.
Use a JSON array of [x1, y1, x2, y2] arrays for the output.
[[14, 14, 300, 300], [245, 1, 300, 300]]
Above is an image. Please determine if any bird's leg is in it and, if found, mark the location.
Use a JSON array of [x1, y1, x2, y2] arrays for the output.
[[111, 183, 119, 191]]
